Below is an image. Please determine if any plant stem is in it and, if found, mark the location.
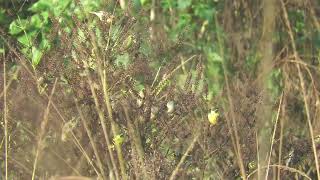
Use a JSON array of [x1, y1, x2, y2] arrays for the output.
[[3, 51, 8, 180]]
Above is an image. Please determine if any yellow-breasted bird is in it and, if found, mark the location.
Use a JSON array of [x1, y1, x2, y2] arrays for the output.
[[208, 109, 219, 125]]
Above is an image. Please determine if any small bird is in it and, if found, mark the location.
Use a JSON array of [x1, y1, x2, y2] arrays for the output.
[[90, 11, 114, 23], [167, 101, 175, 114], [90, 11, 106, 21], [208, 109, 219, 125]]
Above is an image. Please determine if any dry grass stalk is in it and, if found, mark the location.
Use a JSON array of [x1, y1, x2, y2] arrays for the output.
[[0, 34, 98, 174], [75, 100, 107, 179], [3, 50, 8, 180], [248, 164, 312, 180], [1, 39, 100, 177], [280, 0, 320, 178], [101, 66, 127, 180], [0, 66, 20, 98], [277, 99, 286, 180], [82, 59, 120, 180], [123, 103, 150, 179], [215, 14, 247, 180], [265, 92, 283, 179], [31, 79, 58, 180]]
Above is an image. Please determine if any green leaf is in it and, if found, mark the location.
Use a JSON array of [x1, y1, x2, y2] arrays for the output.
[[40, 11, 49, 22], [120, 34, 133, 51], [133, 0, 141, 8], [140, 0, 148, 6], [21, 47, 31, 57], [32, 47, 43, 67], [161, 0, 177, 9], [40, 36, 51, 50], [194, 3, 215, 20], [29, 0, 52, 12], [111, 24, 121, 41], [0, 8, 9, 25], [80, 0, 100, 12], [115, 53, 130, 69], [208, 51, 222, 62], [17, 31, 36, 47], [9, 19, 29, 35], [177, 0, 192, 9], [139, 41, 151, 56], [53, 0, 72, 16], [134, 81, 145, 92], [17, 35, 31, 47], [31, 15, 43, 28], [314, 31, 320, 48], [267, 68, 282, 98]]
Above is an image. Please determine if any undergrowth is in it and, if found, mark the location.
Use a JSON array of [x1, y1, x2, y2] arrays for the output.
[[1, 0, 320, 180]]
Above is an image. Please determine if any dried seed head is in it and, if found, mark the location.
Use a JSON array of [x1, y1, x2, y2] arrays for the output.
[[151, 106, 159, 119]]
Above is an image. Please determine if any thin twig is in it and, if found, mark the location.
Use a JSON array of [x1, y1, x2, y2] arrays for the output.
[[151, 66, 162, 88]]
